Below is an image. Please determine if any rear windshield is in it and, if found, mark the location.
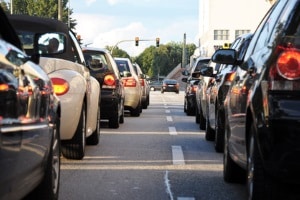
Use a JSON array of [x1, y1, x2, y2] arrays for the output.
[[115, 60, 130, 72]]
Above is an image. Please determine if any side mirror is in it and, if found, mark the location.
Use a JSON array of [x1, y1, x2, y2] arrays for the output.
[[34, 32, 67, 55]]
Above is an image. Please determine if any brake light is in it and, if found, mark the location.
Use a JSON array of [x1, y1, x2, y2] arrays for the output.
[[123, 77, 137, 87], [103, 74, 116, 89], [51, 78, 69, 96], [277, 50, 300, 80], [0, 84, 9, 91], [140, 78, 145, 86], [225, 72, 236, 82], [269, 48, 300, 90]]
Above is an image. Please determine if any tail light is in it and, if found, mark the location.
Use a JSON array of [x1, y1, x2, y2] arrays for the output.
[[225, 72, 236, 82], [51, 77, 69, 96], [139, 78, 145, 87], [0, 84, 9, 91], [103, 74, 116, 89], [123, 77, 137, 87], [269, 47, 300, 90]]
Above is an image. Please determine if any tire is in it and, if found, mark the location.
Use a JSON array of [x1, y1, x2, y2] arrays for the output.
[[61, 102, 86, 160], [195, 105, 200, 124], [26, 117, 61, 200], [109, 113, 120, 128], [184, 98, 187, 113], [119, 104, 124, 124], [87, 106, 100, 144], [199, 103, 206, 130], [223, 126, 246, 183], [247, 124, 275, 200], [131, 101, 141, 117], [205, 111, 215, 141], [214, 107, 225, 153]]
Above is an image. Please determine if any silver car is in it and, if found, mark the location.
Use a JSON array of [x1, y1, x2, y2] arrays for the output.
[[133, 63, 150, 109], [115, 57, 142, 116]]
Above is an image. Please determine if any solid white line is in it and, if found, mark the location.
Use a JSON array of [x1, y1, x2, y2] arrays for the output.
[[166, 116, 173, 121], [172, 145, 185, 165], [164, 170, 174, 200], [169, 127, 177, 135], [177, 197, 195, 200]]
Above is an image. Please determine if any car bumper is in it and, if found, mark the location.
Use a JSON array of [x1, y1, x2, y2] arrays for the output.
[[259, 98, 300, 182], [100, 91, 120, 119]]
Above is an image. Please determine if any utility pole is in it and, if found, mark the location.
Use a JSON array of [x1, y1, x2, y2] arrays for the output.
[[58, 0, 62, 21], [10, 0, 13, 14], [182, 33, 187, 68]]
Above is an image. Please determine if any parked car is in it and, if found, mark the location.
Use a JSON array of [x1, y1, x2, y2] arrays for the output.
[[133, 63, 150, 109], [194, 60, 220, 132], [212, 0, 300, 199], [202, 33, 253, 152], [0, 7, 61, 199], [149, 80, 162, 91], [182, 56, 211, 77], [82, 47, 125, 128], [9, 15, 101, 160], [114, 57, 142, 116], [161, 79, 180, 93]]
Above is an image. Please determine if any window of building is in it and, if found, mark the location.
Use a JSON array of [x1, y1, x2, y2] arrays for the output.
[[214, 30, 229, 40], [235, 30, 251, 38]]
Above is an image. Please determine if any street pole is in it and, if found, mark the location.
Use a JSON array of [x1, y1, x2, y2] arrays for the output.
[[10, 0, 13, 14], [182, 33, 187, 68], [58, 0, 62, 21]]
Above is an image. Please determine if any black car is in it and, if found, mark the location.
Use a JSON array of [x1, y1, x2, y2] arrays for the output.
[[212, 0, 300, 199], [82, 47, 125, 128], [161, 79, 179, 93], [0, 7, 61, 199], [182, 79, 199, 116], [201, 33, 253, 152]]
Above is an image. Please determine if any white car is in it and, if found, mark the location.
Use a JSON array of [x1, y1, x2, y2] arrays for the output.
[[10, 15, 101, 160]]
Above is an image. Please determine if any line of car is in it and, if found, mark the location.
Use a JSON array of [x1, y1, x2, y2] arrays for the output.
[[182, 1, 300, 199], [0, 7, 150, 199]]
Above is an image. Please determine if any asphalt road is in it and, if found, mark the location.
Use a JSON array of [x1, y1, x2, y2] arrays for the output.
[[59, 91, 247, 200]]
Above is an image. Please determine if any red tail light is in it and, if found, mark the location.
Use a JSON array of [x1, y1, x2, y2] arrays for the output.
[[51, 78, 69, 96], [140, 78, 145, 86], [103, 74, 116, 89], [277, 50, 300, 80], [123, 77, 137, 87], [269, 48, 300, 90], [0, 84, 9, 91], [225, 72, 236, 82]]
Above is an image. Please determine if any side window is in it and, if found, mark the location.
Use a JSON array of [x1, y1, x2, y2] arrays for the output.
[[243, 0, 287, 61], [69, 30, 85, 65]]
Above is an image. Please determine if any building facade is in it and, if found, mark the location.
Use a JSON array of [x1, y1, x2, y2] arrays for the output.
[[198, 0, 273, 57]]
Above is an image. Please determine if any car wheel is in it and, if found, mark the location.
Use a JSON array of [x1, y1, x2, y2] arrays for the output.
[[61, 102, 86, 160], [119, 103, 125, 124], [27, 117, 61, 199], [184, 98, 187, 113], [223, 126, 246, 183], [205, 107, 215, 141], [199, 103, 206, 130], [131, 101, 141, 117], [214, 107, 225, 153], [247, 124, 275, 200], [195, 105, 200, 124], [87, 106, 100, 144], [109, 113, 120, 128]]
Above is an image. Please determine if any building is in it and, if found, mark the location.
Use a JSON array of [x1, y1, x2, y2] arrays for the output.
[[198, 0, 274, 57]]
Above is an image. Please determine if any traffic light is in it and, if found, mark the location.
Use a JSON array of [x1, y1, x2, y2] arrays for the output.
[[135, 37, 139, 46], [156, 37, 160, 47]]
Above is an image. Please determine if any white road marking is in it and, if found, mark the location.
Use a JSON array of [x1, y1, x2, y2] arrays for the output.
[[164, 170, 174, 200], [169, 127, 177, 135], [172, 145, 185, 165], [166, 116, 173, 121], [165, 110, 170, 113], [177, 197, 195, 200]]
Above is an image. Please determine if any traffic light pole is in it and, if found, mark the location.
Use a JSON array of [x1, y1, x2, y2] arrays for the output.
[[110, 38, 160, 55]]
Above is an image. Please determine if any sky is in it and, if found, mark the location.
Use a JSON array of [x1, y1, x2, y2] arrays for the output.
[[71, 0, 199, 56]]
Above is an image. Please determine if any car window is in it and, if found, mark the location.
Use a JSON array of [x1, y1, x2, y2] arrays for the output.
[[195, 59, 210, 72], [115, 60, 130, 72]]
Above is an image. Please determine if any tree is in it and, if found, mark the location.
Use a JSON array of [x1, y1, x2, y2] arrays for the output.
[[1, 0, 77, 30], [106, 46, 130, 58]]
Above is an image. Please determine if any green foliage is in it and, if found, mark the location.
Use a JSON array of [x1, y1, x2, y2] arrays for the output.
[[107, 46, 130, 59], [1, 0, 77, 30]]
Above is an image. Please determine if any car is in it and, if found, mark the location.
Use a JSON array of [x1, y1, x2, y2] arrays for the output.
[[161, 79, 180, 93], [9, 15, 101, 160], [182, 57, 211, 116], [133, 63, 150, 109], [194, 60, 220, 132], [211, 0, 300, 199], [82, 47, 125, 128], [0, 7, 61, 199], [149, 80, 162, 91], [182, 78, 200, 116], [202, 33, 253, 152], [114, 57, 142, 116]]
